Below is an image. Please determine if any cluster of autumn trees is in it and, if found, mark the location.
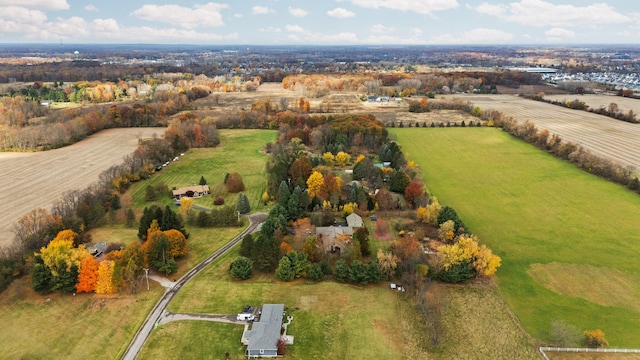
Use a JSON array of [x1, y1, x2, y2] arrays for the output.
[[32, 216, 189, 295], [281, 71, 541, 99], [526, 93, 638, 124]]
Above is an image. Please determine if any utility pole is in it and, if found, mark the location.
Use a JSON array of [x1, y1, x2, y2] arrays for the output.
[[143, 268, 149, 290]]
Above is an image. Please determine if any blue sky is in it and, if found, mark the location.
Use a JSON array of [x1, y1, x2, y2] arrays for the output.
[[0, 0, 637, 45]]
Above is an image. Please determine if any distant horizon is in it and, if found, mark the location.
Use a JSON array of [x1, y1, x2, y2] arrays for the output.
[[0, 1, 636, 45]]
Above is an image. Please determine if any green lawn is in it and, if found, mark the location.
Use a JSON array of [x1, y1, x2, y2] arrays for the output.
[[0, 278, 164, 360], [391, 127, 640, 346], [139, 248, 429, 360], [129, 129, 276, 212]]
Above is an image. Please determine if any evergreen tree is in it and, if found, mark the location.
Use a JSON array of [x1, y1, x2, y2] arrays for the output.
[[277, 180, 291, 207], [237, 193, 251, 214], [253, 235, 280, 272], [307, 263, 324, 282], [437, 206, 466, 232], [275, 256, 295, 281], [354, 227, 371, 257], [110, 194, 121, 210], [388, 171, 410, 193], [161, 205, 189, 238], [229, 257, 253, 280], [31, 255, 52, 295], [239, 234, 254, 258], [199, 176, 207, 185], [367, 260, 383, 283], [348, 260, 369, 285], [333, 259, 349, 282], [138, 205, 162, 240], [52, 264, 79, 294], [125, 208, 136, 228]]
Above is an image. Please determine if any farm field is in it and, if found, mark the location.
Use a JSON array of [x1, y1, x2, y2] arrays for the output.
[[138, 248, 539, 360], [543, 93, 640, 116], [391, 127, 640, 346], [451, 94, 640, 170], [0, 127, 164, 247]]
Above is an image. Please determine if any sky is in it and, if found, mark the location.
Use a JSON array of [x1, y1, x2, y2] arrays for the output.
[[0, 0, 638, 45]]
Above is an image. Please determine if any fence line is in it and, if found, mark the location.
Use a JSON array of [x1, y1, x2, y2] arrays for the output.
[[540, 347, 640, 360]]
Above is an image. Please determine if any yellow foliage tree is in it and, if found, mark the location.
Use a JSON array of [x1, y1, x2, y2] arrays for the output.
[[437, 235, 501, 276], [164, 229, 188, 258], [416, 206, 428, 223], [322, 152, 335, 166], [261, 191, 270, 204], [376, 249, 400, 278], [424, 197, 442, 226], [306, 171, 324, 199], [335, 151, 351, 166], [355, 154, 365, 163], [342, 202, 358, 217], [407, 160, 416, 170], [40, 229, 86, 276], [180, 197, 194, 216], [438, 220, 456, 242], [95, 260, 115, 294]]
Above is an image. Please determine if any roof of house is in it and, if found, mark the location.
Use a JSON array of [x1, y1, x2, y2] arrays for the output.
[[316, 225, 353, 239], [172, 185, 210, 196], [245, 304, 285, 352], [346, 213, 363, 228]]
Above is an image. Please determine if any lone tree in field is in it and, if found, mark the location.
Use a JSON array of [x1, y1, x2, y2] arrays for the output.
[[229, 257, 253, 280], [225, 172, 245, 193], [237, 193, 251, 214], [199, 176, 207, 185]]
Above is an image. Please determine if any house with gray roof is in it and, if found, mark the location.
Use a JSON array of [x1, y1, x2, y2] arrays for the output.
[[241, 304, 285, 358], [346, 213, 363, 228]]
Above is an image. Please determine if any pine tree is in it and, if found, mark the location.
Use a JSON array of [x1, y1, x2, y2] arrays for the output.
[[161, 205, 189, 239], [199, 176, 207, 185], [278, 181, 291, 207], [275, 256, 295, 281]]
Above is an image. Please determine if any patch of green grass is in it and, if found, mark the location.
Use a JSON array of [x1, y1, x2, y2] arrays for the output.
[[391, 128, 640, 346], [129, 129, 276, 212], [0, 278, 164, 360], [141, 248, 425, 360]]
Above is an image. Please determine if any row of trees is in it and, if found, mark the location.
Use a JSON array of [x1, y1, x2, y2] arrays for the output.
[[526, 93, 638, 124], [479, 107, 640, 192]]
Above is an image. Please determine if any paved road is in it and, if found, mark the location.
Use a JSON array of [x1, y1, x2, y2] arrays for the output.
[[121, 212, 267, 360]]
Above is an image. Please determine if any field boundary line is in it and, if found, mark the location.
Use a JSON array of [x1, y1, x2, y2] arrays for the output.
[[539, 347, 640, 360]]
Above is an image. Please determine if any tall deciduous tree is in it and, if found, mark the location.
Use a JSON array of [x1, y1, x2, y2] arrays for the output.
[[95, 260, 115, 294], [225, 172, 245, 193], [288, 156, 312, 185], [306, 171, 324, 199], [76, 254, 99, 293]]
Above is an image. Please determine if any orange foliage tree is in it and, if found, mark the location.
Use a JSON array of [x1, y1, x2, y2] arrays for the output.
[[164, 229, 188, 258], [76, 254, 99, 293]]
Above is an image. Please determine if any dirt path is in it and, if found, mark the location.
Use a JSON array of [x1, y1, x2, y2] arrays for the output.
[[0, 127, 164, 247], [121, 212, 267, 360]]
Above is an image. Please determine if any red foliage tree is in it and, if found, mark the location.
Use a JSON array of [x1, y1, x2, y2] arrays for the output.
[[225, 172, 245, 193], [404, 181, 423, 209]]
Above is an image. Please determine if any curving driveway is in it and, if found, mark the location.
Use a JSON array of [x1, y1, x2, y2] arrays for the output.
[[121, 212, 267, 360]]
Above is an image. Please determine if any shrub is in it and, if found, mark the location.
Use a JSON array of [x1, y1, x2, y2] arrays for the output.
[[229, 257, 253, 280], [214, 197, 225, 206], [584, 329, 608, 348], [307, 263, 324, 282], [225, 172, 245, 193]]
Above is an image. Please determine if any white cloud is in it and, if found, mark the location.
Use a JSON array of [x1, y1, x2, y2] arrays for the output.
[[365, 35, 422, 44], [370, 24, 396, 34], [288, 7, 308, 17], [327, 8, 355, 18], [305, 32, 358, 43], [545, 27, 575, 41], [412, 27, 423, 35], [0, 6, 47, 25], [130, 3, 228, 29], [430, 28, 513, 44], [252, 6, 274, 15], [285, 24, 304, 33], [476, 0, 630, 27], [234, 13, 243, 18], [84, 5, 98, 12], [0, 0, 68, 11], [341, 0, 458, 15], [260, 26, 281, 33]]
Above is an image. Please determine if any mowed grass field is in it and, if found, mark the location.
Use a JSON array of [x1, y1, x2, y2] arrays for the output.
[[391, 127, 640, 346], [138, 247, 540, 360], [128, 129, 276, 211]]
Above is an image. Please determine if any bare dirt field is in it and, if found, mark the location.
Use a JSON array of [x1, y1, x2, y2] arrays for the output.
[[544, 93, 640, 115], [450, 94, 640, 171], [0, 127, 164, 247]]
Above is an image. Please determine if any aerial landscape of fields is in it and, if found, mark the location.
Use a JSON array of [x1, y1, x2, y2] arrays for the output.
[[2, 7, 640, 356]]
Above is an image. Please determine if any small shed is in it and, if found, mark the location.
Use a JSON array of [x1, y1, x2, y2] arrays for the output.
[[346, 213, 363, 228]]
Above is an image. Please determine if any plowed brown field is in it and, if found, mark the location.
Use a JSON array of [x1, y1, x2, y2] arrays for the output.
[[0, 128, 164, 247], [452, 94, 640, 171]]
